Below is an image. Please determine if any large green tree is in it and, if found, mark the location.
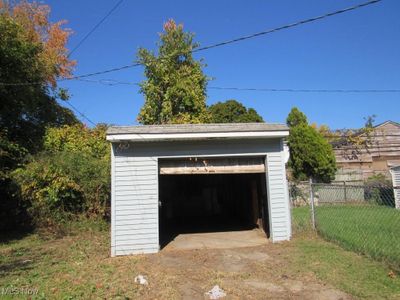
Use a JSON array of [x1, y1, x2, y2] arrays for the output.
[[208, 100, 264, 123], [0, 1, 78, 230], [286, 107, 336, 182], [0, 2, 78, 153], [137, 19, 209, 124], [286, 107, 307, 128]]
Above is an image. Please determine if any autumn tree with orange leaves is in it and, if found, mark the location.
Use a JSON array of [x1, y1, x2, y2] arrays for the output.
[[0, 0, 75, 83], [0, 0, 79, 153], [0, 0, 80, 229]]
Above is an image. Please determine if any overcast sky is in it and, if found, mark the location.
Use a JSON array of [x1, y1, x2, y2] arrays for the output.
[[47, 0, 400, 129]]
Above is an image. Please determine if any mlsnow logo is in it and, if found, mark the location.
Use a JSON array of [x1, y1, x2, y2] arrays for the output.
[[1, 287, 39, 295]]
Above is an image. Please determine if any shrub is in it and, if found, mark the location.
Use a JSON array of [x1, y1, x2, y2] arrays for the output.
[[0, 131, 31, 231], [364, 174, 395, 207], [12, 124, 110, 227], [288, 124, 337, 183], [44, 124, 109, 159], [286, 107, 337, 183]]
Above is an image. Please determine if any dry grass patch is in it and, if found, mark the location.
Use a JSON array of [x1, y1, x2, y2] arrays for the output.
[[1, 220, 399, 299]]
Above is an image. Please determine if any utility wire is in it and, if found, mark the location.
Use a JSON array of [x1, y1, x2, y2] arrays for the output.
[[76, 78, 138, 85], [68, 0, 382, 80], [68, 0, 125, 57], [208, 86, 400, 93], [70, 0, 382, 78], [75, 78, 400, 93], [193, 0, 381, 53], [0, 0, 381, 86], [63, 100, 96, 126], [0, 64, 141, 86], [0, 0, 384, 124]]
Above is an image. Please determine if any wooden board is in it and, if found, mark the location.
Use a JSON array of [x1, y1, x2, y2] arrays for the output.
[[159, 157, 265, 175]]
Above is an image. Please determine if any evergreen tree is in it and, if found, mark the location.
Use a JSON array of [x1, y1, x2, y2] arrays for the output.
[[286, 107, 336, 182], [286, 107, 307, 128]]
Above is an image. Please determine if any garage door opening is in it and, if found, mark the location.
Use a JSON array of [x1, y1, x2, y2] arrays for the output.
[[158, 170, 269, 250]]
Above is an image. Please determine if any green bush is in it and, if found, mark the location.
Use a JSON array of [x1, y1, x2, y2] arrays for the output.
[[288, 124, 337, 183], [0, 130, 31, 231], [12, 125, 110, 227], [364, 174, 395, 207], [286, 107, 337, 183]]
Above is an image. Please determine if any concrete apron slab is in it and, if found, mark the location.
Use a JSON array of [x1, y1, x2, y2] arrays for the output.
[[162, 229, 268, 251]]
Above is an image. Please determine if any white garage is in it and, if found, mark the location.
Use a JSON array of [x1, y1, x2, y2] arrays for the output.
[[106, 123, 291, 256]]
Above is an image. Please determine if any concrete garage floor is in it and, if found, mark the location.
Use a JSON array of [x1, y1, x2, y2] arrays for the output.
[[162, 229, 268, 251]]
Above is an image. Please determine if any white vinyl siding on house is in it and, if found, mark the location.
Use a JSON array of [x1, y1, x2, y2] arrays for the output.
[[109, 129, 291, 256], [390, 166, 400, 209]]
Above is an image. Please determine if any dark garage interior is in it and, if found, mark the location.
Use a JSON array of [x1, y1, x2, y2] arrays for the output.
[[158, 173, 269, 248]]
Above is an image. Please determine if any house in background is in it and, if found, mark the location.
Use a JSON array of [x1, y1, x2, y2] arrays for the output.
[[333, 121, 400, 180]]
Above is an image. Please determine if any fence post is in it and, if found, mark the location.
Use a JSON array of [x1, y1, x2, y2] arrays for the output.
[[343, 181, 347, 202], [309, 177, 316, 230]]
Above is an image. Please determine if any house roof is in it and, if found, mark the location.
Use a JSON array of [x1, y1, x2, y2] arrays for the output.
[[331, 120, 400, 146], [388, 161, 400, 168], [107, 123, 288, 134], [106, 123, 289, 142], [373, 120, 400, 129]]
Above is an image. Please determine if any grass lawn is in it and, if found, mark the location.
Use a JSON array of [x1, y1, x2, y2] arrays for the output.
[[292, 205, 400, 272], [291, 237, 400, 299], [291, 206, 311, 232], [1, 220, 400, 299]]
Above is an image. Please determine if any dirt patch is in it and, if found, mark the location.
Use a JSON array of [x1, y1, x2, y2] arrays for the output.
[[244, 279, 286, 293], [0, 228, 356, 299], [136, 243, 352, 299]]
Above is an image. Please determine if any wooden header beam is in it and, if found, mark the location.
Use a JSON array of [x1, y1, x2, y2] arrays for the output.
[[159, 157, 265, 175]]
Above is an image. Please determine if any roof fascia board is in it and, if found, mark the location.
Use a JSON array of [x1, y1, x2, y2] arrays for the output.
[[106, 130, 289, 142]]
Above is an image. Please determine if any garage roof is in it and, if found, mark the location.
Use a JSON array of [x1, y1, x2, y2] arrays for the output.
[[107, 123, 289, 142]]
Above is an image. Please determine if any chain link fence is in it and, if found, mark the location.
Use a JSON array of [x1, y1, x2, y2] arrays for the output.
[[290, 181, 400, 272]]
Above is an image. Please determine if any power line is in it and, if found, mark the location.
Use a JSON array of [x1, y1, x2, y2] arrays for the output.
[[75, 78, 400, 93], [0, 0, 381, 86], [72, 0, 382, 77], [63, 100, 96, 126], [193, 0, 381, 53], [0, 64, 141, 87], [69, 0, 381, 79], [208, 86, 400, 93], [76, 78, 138, 85], [71, 0, 381, 78], [68, 0, 125, 57], [66, 63, 141, 80]]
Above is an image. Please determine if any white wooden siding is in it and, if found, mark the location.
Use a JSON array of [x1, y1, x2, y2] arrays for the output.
[[390, 166, 400, 209], [111, 138, 291, 256], [110, 144, 116, 256], [266, 151, 291, 241], [112, 154, 159, 256]]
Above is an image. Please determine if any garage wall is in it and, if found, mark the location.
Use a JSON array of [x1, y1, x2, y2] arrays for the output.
[[111, 138, 291, 256], [266, 150, 291, 241], [112, 152, 159, 256]]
